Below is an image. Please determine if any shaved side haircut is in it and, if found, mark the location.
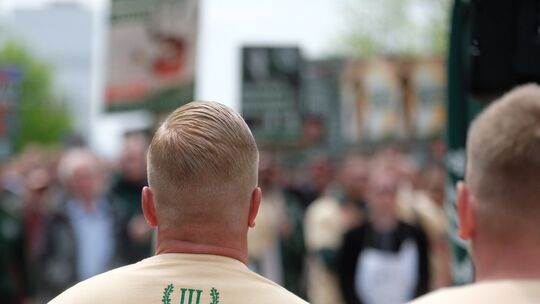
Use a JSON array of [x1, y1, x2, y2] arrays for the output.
[[147, 101, 259, 228], [467, 84, 540, 236]]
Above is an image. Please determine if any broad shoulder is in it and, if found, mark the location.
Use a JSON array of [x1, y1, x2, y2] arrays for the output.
[[410, 280, 540, 304], [49, 254, 308, 304], [244, 270, 309, 303], [48, 263, 140, 303]]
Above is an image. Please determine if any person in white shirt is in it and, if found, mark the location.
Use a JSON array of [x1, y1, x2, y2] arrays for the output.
[[50, 101, 308, 304], [411, 84, 540, 303]]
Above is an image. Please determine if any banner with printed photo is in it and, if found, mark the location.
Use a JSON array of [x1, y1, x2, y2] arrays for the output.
[[410, 59, 446, 139], [106, 0, 198, 111], [341, 59, 405, 143]]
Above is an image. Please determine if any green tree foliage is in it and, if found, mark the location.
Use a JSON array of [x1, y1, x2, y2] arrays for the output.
[[339, 0, 452, 57], [0, 42, 72, 152]]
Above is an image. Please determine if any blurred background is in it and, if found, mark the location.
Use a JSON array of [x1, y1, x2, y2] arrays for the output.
[[1, 0, 536, 303]]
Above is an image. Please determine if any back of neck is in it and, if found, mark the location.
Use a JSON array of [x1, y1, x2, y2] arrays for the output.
[[155, 225, 249, 265], [474, 239, 540, 281]]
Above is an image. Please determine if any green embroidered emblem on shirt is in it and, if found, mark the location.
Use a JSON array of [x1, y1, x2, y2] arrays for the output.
[[180, 288, 203, 304], [209, 288, 220, 304], [162, 284, 174, 304], [161, 284, 220, 304]]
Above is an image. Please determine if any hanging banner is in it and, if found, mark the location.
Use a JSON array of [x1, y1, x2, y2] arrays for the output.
[[341, 59, 405, 143], [241, 47, 302, 145], [0, 67, 23, 159], [340, 60, 364, 143], [363, 59, 405, 141], [106, 0, 198, 112], [410, 59, 446, 139], [300, 59, 344, 154]]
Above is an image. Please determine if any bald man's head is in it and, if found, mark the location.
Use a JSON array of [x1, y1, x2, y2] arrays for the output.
[[466, 84, 540, 239], [147, 101, 259, 229]]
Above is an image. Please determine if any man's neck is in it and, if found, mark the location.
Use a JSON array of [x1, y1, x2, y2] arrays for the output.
[[474, 239, 540, 282], [155, 226, 249, 265]]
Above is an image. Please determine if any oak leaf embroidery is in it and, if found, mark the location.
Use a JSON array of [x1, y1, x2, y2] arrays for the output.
[[162, 284, 174, 304], [209, 287, 220, 304]]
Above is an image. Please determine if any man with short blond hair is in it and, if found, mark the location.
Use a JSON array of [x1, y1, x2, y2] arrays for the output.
[[411, 84, 540, 303], [50, 101, 308, 304]]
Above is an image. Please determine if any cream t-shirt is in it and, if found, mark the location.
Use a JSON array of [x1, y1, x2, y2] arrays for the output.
[[304, 195, 345, 304], [410, 280, 540, 304], [49, 253, 308, 304]]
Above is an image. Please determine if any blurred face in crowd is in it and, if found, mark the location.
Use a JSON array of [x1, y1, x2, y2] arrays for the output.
[[308, 158, 332, 192], [24, 167, 51, 207], [340, 156, 368, 200], [258, 154, 279, 189], [59, 149, 104, 205], [421, 166, 445, 206], [69, 163, 102, 203], [121, 136, 147, 182], [366, 169, 399, 217]]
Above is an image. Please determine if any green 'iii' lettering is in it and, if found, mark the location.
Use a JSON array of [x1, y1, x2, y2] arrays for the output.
[[179, 288, 202, 304]]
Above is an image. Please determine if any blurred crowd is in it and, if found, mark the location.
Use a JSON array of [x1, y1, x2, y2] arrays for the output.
[[248, 144, 450, 304], [0, 134, 151, 303], [0, 134, 450, 304]]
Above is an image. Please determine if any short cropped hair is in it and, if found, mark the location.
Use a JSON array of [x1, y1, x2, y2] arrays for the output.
[[147, 101, 258, 226], [467, 84, 540, 230]]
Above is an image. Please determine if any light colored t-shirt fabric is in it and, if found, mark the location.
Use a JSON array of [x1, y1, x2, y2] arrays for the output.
[[304, 195, 345, 304], [49, 253, 308, 304], [410, 280, 540, 304], [305, 195, 345, 251], [247, 190, 286, 284]]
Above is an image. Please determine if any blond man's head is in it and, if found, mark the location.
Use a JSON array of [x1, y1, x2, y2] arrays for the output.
[[147, 101, 259, 229], [464, 84, 540, 240]]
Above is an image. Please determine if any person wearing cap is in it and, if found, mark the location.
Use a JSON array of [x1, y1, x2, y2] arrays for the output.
[[49, 101, 308, 304], [411, 84, 540, 303]]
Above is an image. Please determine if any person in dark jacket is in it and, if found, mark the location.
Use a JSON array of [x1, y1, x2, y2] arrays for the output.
[[109, 133, 153, 264], [0, 189, 30, 304], [38, 149, 124, 302]]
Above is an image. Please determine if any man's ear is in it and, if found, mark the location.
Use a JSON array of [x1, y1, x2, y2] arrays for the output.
[[457, 181, 476, 240], [248, 187, 261, 228], [142, 186, 158, 228]]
